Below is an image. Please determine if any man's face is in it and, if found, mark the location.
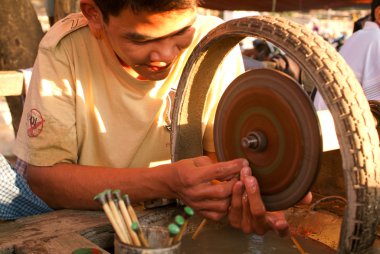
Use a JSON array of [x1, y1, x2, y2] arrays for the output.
[[102, 8, 196, 81]]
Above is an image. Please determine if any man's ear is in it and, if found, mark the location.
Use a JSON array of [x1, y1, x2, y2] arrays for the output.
[[375, 6, 380, 25], [80, 0, 104, 38]]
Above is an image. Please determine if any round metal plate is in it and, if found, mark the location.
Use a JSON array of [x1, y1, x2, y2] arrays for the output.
[[214, 69, 322, 211]]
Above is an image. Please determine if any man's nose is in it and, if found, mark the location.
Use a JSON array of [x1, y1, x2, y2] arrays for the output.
[[150, 38, 180, 64]]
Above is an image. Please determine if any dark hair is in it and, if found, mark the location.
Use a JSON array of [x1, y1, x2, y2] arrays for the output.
[[93, 0, 199, 23], [252, 39, 273, 61], [371, 0, 380, 21], [353, 14, 371, 32]]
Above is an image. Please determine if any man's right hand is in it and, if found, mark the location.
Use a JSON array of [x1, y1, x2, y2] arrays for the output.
[[228, 166, 313, 236], [171, 156, 248, 221]]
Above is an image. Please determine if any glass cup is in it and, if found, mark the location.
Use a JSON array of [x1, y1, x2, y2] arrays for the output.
[[114, 225, 181, 254]]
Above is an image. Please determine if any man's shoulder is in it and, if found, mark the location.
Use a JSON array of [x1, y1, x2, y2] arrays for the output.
[[341, 22, 380, 52], [363, 21, 380, 31], [40, 13, 89, 50]]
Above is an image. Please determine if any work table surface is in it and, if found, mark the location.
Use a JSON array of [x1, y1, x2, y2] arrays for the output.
[[0, 206, 179, 254]]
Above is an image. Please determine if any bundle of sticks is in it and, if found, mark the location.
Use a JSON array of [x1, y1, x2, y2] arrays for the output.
[[167, 206, 194, 246], [94, 189, 148, 247], [94, 189, 195, 248]]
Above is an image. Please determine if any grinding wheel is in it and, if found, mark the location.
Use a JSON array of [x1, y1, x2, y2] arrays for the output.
[[172, 16, 380, 252], [214, 69, 322, 211]]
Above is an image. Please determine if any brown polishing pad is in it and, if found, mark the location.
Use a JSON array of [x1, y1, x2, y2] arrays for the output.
[[214, 69, 322, 211]]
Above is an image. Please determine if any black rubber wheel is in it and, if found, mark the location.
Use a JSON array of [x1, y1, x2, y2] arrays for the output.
[[171, 15, 379, 253]]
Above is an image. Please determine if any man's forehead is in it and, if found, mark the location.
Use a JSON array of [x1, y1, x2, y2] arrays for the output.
[[111, 8, 197, 40], [124, 16, 196, 41]]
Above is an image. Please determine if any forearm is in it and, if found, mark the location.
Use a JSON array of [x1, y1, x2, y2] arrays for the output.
[[27, 163, 178, 210]]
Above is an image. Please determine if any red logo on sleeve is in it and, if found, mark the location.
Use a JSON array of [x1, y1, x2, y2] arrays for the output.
[[27, 109, 44, 137]]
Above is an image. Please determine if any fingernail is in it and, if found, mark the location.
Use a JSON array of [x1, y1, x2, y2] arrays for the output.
[[276, 220, 288, 228], [242, 159, 249, 167]]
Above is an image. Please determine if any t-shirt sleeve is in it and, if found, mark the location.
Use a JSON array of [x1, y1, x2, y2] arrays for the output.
[[13, 40, 78, 166]]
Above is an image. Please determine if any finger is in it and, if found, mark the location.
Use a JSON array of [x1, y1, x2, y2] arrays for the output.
[[266, 212, 289, 237], [240, 166, 252, 182], [241, 192, 253, 233], [298, 192, 313, 205], [218, 173, 240, 182], [185, 178, 238, 200], [189, 158, 248, 184], [228, 181, 244, 228], [244, 176, 267, 234], [198, 210, 226, 221], [245, 176, 266, 212], [187, 197, 231, 213], [217, 163, 251, 182], [192, 156, 214, 167]]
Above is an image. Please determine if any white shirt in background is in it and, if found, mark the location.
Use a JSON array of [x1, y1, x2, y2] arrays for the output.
[[314, 21, 380, 110]]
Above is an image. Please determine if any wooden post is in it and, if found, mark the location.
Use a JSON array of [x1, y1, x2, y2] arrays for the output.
[[0, 0, 44, 136]]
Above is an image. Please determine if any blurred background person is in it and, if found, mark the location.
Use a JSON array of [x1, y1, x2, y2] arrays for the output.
[[314, 0, 380, 110]]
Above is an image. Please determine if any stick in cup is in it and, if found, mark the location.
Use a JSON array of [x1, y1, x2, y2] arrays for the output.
[[94, 191, 129, 244], [167, 223, 180, 246], [173, 206, 194, 243]]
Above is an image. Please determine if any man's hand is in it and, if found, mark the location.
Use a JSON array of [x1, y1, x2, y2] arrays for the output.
[[172, 156, 248, 221], [228, 166, 312, 236]]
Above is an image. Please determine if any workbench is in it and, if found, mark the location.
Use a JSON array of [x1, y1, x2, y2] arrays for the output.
[[0, 206, 178, 254], [0, 70, 28, 135], [0, 71, 24, 97]]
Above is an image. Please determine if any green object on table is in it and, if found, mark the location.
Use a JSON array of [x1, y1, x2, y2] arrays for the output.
[[168, 223, 180, 236], [184, 206, 194, 217], [174, 215, 185, 227], [131, 221, 139, 232]]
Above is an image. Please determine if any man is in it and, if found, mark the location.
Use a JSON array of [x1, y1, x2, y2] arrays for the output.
[[13, 0, 306, 235], [314, 0, 380, 110], [353, 14, 371, 33]]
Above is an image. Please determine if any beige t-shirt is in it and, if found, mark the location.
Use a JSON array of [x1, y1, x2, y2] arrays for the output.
[[14, 13, 244, 168]]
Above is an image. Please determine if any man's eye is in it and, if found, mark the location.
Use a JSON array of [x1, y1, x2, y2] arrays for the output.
[[175, 28, 190, 36], [131, 40, 150, 45]]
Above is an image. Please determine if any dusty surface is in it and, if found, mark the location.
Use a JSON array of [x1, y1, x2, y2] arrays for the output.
[[286, 202, 380, 253], [287, 205, 342, 250]]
